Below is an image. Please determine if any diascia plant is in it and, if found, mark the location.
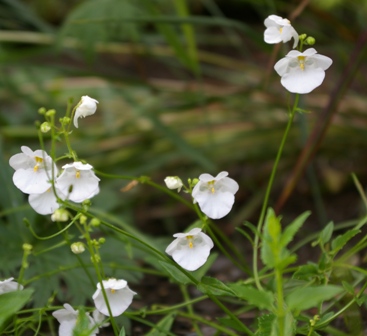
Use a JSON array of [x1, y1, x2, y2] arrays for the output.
[[1, 12, 366, 336]]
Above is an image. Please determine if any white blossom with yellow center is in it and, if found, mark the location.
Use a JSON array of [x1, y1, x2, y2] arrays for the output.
[[264, 14, 299, 48], [165, 228, 214, 271], [92, 278, 136, 317], [9, 146, 57, 194], [56, 162, 100, 203], [192, 171, 239, 219], [274, 48, 333, 94]]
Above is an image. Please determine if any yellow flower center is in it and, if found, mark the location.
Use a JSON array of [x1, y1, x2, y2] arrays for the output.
[[298, 56, 306, 71], [110, 289, 116, 294], [207, 180, 216, 194], [279, 27, 283, 33], [75, 170, 81, 178], [186, 235, 194, 248], [33, 156, 43, 172]]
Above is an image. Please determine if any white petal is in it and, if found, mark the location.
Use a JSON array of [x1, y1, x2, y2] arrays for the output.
[[281, 67, 325, 94], [312, 54, 333, 70], [195, 191, 235, 219], [28, 189, 61, 215], [302, 48, 317, 56], [274, 57, 290, 76], [198, 173, 215, 183], [172, 243, 212, 271], [13, 169, 52, 194], [214, 171, 229, 180], [264, 26, 283, 44], [217, 177, 239, 194]]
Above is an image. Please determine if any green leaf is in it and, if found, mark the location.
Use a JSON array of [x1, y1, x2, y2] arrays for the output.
[[197, 276, 235, 296], [286, 285, 343, 312], [119, 327, 126, 336], [229, 284, 274, 310], [292, 263, 319, 281], [257, 314, 276, 336], [280, 211, 310, 247], [0, 289, 33, 330], [159, 261, 193, 285], [217, 317, 249, 332], [146, 312, 175, 336], [320, 222, 334, 244], [342, 281, 355, 296], [330, 229, 360, 255]]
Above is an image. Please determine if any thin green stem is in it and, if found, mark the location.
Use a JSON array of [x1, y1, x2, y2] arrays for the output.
[[253, 94, 299, 290], [275, 268, 285, 335], [180, 285, 204, 336]]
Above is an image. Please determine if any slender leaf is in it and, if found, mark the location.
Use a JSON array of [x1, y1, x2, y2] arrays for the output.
[[330, 229, 360, 255], [229, 284, 274, 310], [197, 276, 235, 296], [146, 313, 175, 336], [159, 261, 192, 285]]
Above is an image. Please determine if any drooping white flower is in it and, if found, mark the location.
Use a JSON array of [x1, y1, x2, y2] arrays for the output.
[[9, 146, 57, 194], [164, 176, 183, 192], [165, 228, 214, 271], [264, 14, 299, 48], [92, 278, 136, 317], [73, 96, 99, 128], [52, 303, 98, 336], [274, 48, 333, 94], [0, 277, 23, 295], [28, 185, 65, 215], [192, 171, 239, 219], [56, 162, 100, 203]]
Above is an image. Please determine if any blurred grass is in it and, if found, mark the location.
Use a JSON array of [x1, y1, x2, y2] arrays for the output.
[[1, 0, 367, 307]]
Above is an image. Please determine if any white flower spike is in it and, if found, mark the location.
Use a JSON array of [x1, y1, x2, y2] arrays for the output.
[[274, 48, 333, 94], [264, 14, 299, 48], [56, 162, 100, 203], [73, 95, 98, 128], [0, 277, 23, 295], [192, 171, 239, 219], [9, 146, 57, 194], [52, 303, 98, 336], [93, 278, 136, 317], [164, 176, 183, 192], [165, 228, 214, 271]]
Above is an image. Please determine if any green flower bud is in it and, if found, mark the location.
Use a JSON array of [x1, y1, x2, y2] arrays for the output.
[[79, 215, 88, 225], [22, 243, 33, 252], [98, 237, 106, 245], [90, 218, 101, 227], [305, 36, 316, 45], [40, 122, 51, 133], [45, 109, 56, 117], [38, 107, 46, 114], [299, 34, 307, 41]]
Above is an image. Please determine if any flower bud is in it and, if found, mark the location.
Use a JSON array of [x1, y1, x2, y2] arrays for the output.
[[38, 107, 46, 114], [51, 209, 69, 222], [45, 109, 56, 117], [22, 243, 33, 253], [79, 215, 88, 225], [164, 176, 183, 192], [305, 36, 316, 45], [40, 122, 51, 133], [71, 242, 85, 254], [90, 218, 101, 227], [98, 237, 106, 245], [299, 33, 307, 41]]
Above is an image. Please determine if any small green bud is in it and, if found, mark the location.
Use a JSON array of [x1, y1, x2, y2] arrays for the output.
[[51, 209, 69, 222], [79, 215, 88, 225], [23, 243, 33, 252], [91, 255, 101, 263], [38, 107, 46, 114], [45, 109, 56, 117], [59, 117, 71, 126], [71, 242, 85, 254], [299, 34, 307, 41], [90, 218, 101, 227], [305, 36, 316, 45], [98, 237, 106, 245], [40, 122, 51, 133], [191, 178, 199, 187]]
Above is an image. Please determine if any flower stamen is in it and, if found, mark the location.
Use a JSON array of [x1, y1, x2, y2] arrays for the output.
[[75, 170, 81, 178], [33, 156, 43, 172], [298, 55, 306, 71], [186, 235, 194, 248]]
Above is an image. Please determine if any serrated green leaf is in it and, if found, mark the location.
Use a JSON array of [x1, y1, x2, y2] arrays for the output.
[[257, 314, 276, 336], [146, 312, 175, 336], [292, 263, 319, 281], [286, 285, 343, 311], [0, 289, 33, 330], [330, 229, 360, 255], [159, 261, 192, 285], [197, 276, 235, 296], [320, 222, 334, 244], [280, 211, 310, 247], [342, 281, 355, 296], [229, 284, 274, 310]]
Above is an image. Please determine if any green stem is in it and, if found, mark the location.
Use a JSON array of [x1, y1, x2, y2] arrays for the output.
[[275, 268, 285, 335], [180, 285, 204, 336], [253, 94, 299, 290]]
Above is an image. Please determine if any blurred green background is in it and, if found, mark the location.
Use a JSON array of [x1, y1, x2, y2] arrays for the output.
[[1, 0, 367, 309]]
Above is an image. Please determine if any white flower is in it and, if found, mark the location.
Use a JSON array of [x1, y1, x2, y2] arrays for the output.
[[74, 95, 98, 128], [9, 146, 57, 194], [165, 228, 214, 271], [92, 309, 110, 328], [164, 176, 183, 192], [70, 242, 85, 254], [274, 48, 332, 94], [264, 14, 299, 48], [52, 303, 98, 336], [0, 277, 23, 294], [192, 171, 239, 219], [28, 185, 65, 215], [92, 278, 136, 317], [51, 208, 69, 222], [56, 162, 100, 203]]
